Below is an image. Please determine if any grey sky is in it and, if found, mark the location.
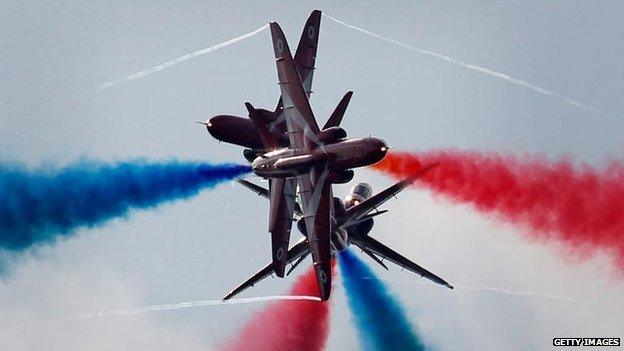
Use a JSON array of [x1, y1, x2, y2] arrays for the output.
[[1, 1, 623, 350]]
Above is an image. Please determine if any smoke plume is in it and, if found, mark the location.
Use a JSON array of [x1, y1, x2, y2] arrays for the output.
[[221, 264, 333, 351], [0, 160, 249, 250], [372, 150, 624, 271], [338, 249, 428, 351]]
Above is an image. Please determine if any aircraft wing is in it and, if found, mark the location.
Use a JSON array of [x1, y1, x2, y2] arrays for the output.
[[352, 235, 453, 289], [269, 20, 332, 299], [223, 237, 310, 300], [339, 163, 438, 227], [294, 10, 321, 97], [237, 179, 303, 216], [269, 10, 321, 131], [268, 178, 297, 277], [297, 167, 333, 300], [237, 179, 269, 199], [353, 243, 388, 270], [270, 21, 322, 151]]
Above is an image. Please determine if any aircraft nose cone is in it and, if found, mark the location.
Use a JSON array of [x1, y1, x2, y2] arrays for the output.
[[379, 139, 388, 153], [367, 138, 388, 163], [205, 116, 226, 139], [208, 116, 227, 129]]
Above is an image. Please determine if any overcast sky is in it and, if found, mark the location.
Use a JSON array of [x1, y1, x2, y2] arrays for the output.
[[1, 1, 623, 350]]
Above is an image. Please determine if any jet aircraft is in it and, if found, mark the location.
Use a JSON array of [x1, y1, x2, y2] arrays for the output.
[[223, 166, 453, 300], [201, 11, 393, 299], [200, 11, 453, 300], [200, 10, 323, 159]]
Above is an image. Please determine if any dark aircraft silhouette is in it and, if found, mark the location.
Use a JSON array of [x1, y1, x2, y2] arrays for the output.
[[200, 10, 323, 157], [223, 165, 453, 300], [201, 10, 390, 299]]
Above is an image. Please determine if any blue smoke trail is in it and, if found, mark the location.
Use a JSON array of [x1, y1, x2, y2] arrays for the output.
[[338, 249, 428, 351], [0, 160, 250, 251]]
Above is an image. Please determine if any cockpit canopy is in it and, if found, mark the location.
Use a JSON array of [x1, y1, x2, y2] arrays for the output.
[[351, 183, 372, 199], [344, 182, 372, 208]]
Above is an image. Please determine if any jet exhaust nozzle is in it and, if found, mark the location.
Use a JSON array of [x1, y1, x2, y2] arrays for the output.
[[331, 228, 349, 251]]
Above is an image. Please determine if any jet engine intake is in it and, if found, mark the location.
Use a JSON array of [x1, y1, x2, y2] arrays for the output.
[[243, 149, 263, 163], [318, 126, 347, 144], [328, 169, 355, 184]]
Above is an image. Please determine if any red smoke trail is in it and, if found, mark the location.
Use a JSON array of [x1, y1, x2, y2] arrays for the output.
[[372, 150, 624, 271], [221, 262, 334, 351]]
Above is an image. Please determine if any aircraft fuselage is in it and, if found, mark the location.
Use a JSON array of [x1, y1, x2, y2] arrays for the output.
[[297, 183, 376, 252], [251, 137, 388, 178], [205, 115, 290, 150]]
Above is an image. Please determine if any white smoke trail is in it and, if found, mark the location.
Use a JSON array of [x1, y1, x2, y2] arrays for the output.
[[323, 14, 595, 111], [97, 24, 269, 90], [5, 295, 320, 326], [452, 284, 591, 304], [89, 294, 321, 317], [340, 276, 590, 304]]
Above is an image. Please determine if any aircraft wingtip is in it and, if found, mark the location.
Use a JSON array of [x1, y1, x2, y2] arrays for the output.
[[222, 292, 235, 301]]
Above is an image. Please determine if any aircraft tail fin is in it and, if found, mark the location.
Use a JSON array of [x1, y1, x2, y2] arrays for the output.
[[245, 102, 277, 149], [323, 91, 352, 129]]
